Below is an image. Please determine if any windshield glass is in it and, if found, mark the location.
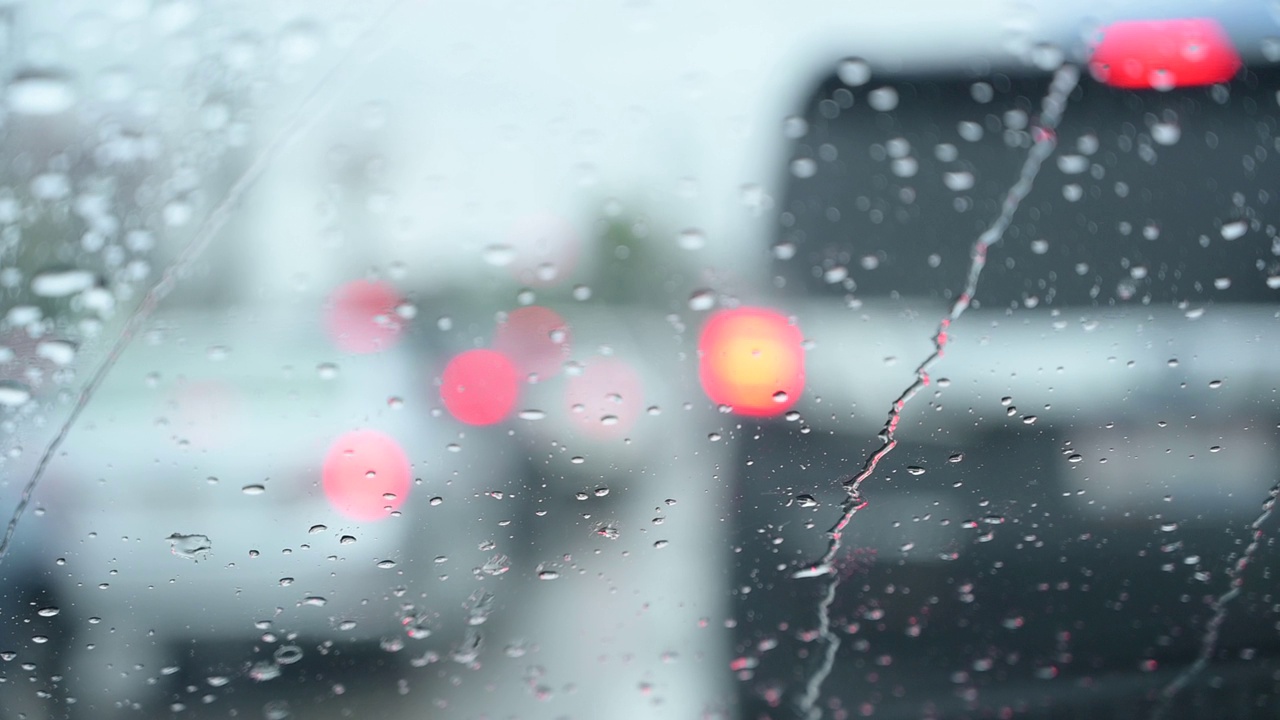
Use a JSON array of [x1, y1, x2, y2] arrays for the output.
[[0, 3, 1277, 720]]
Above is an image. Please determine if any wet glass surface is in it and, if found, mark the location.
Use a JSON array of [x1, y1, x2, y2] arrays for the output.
[[0, 3, 1277, 720]]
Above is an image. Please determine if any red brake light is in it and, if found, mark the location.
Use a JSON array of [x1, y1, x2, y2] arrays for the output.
[[697, 307, 805, 417], [1089, 18, 1241, 90]]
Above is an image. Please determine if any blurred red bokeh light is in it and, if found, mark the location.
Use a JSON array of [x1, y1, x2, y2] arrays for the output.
[[493, 306, 571, 382], [440, 349, 520, 425], [325, 280, 404, 354], [698, 307, 804, 417], [322, 429, 411, 521]]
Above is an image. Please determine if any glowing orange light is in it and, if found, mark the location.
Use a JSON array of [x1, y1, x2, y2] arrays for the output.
[[322, 430, 411, 521], [493, 306, 571, 382], [325, 280, 404, 354], [440, 349, 520, 425], [565, 355, 643, 439], [1088, 18, 1240, 89], [697, 307, 804, 417]]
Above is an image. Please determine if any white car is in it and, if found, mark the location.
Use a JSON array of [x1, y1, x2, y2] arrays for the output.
[[43, 303, 520, 716]]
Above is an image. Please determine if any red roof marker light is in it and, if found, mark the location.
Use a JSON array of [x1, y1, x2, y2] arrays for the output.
[[1089, 18, 1241, 90]]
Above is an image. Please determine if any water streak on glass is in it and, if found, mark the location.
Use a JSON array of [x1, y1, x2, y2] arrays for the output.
[[1149, 483, 1279, 720], [793, 64, 1081, 719], [0, 0, 406, 565]]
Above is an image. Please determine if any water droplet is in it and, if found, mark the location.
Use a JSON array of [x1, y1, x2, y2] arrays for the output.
[[538, 570, 560, 581], [795, 494, 818, 508], [836, 58, 871, 86], [482, 244, 517, 267], [1150, 122, 1180, 146], [906, 466, 926, 476], [958, 121, 983, 142], [688, 289, 716, 311], [36, 607, 59, 618], [791, 158, 817, 178], [1056, 155, 1088, 174], [868, 87, 899, 111], [653, 540, 669, 549], [0, 381, 32, 407], [301, 596, 327, 607], [891, 157, 918, 178], [166, 533, 211, 559], [947, 453, 964, 464], [7, 70, 77, 115], [33, 338, 78, 367], [339, 535, 356, 545], [478, 554, 511, 576], [518, 409, 547, 420], [677, 228, 706, 250], [242, 484, 265, 495], [593, 487, 609, 497], [1220, 220, 1247, 240], [783, 115, 809, 138], [1030, 42, 1065, 70], [30, 268, 95, 298], [943, 171, 975, 191], [316, 363, 339, 379], [278, 19, 324, 64], [274, 645, 303, 665]]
